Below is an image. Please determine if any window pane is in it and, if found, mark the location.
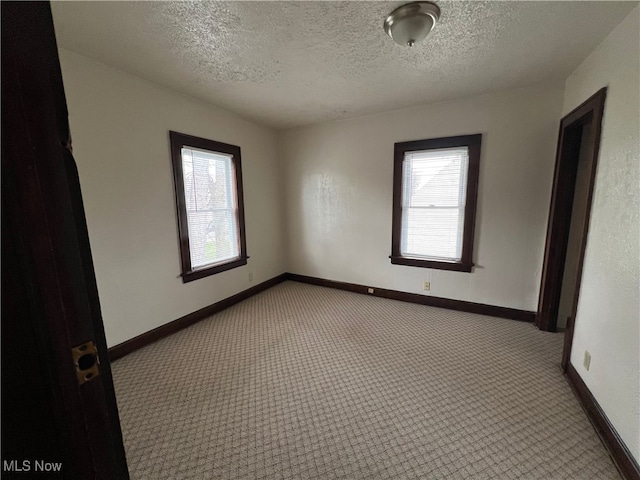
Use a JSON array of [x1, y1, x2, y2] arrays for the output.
[[181, 147, 239, 269], [401, 207, 464, 260], [401, 147, 468, 261]]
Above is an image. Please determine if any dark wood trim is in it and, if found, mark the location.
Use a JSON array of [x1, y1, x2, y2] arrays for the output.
[[182, 256, 249, 283], [561, 89, 606, 367], [566, 364, 640, 480], [169, 131, 248, 283], [109, 271, 534, 361], [391, 134, 482, 272], [537, 88, 606, 336], [389, 256, 473, 272], [537, 124, 583, 332], [561, 316, 574, 370], [108, 274, 287, 361], [286, 273, 535, 322]]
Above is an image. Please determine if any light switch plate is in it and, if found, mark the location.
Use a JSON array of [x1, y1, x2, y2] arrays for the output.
[[583, 350, 591, 371]]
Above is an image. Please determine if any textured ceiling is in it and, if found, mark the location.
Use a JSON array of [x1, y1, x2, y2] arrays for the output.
[[51, 1, 636, 130]]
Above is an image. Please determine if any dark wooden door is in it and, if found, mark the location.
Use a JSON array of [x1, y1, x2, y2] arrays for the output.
[[2, 2, 129, 478]]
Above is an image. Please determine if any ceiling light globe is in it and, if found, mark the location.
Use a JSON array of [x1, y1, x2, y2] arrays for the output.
[[384, 2, 441, 47]]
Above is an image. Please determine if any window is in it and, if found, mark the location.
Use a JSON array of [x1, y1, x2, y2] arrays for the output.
[[390, 134, 481, 272], [169, 131, 248, 282]]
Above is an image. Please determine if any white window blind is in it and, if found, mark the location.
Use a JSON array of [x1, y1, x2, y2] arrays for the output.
[[401, 146, 469, 262], [181, 147, 239, 269]]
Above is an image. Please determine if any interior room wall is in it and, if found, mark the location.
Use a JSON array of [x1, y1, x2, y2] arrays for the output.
[[58, 49, 286, 347], [562, 7, 639, 462], [281, 84, 564, 312]]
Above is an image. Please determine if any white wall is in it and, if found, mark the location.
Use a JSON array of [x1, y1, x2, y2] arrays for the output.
[[59, 49, 286, 347], [282, 84, 564, 311], [563, 7, 640, 462]]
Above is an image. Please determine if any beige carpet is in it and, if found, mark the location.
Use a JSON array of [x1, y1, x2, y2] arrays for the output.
[[112, 281, 619, 479]]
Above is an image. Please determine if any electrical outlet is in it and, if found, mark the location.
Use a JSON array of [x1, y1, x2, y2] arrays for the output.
[[249, 272, 254, 282], [583, 350, 591, 371], [367, 288, 374, 294], [423, 281, 431, 291]]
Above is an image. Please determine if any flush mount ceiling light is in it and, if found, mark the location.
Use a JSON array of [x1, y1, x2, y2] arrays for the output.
[[384, 1, 441, 47]]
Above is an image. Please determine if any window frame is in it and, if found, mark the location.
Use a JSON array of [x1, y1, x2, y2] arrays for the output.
[[169, 131, 248, 283], [390, 134, 482, 273]]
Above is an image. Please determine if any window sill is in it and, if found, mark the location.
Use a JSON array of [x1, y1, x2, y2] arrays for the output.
[[181, 256, 249, 283], [389, 256, 473, 273]]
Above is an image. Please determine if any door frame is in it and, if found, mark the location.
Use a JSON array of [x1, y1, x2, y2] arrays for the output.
[[536, 88, 606, 370]]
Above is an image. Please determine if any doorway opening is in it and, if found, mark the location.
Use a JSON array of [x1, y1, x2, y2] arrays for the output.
[[536, 88, 607, 370]]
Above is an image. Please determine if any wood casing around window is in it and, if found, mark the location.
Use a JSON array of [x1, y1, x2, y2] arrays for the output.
[[169, 131, 248, 283], [390, 134, 482, 272]]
